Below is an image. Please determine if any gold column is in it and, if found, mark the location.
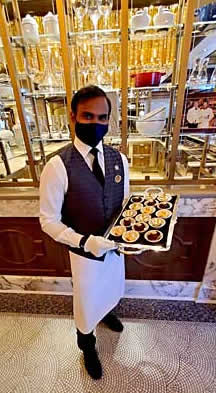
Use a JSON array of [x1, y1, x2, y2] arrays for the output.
[[0, 1, 38, 184], [121, 0, 128, 155], [169, 0, 196, 180], [56, 0, 74, 140]]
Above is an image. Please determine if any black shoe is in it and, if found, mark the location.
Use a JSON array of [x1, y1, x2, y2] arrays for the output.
[[102, 312, 124, 332], [83, 348, 102, 380]]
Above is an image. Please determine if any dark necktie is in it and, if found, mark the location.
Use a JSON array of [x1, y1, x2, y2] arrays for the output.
[[90, 147, 105, 187]]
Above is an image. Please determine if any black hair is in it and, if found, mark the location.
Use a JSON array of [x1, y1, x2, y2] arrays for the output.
[[71, 85, 111, 117]]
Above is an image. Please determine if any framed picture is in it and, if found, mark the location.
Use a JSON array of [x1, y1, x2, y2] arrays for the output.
[[181, 91, 216, 134]]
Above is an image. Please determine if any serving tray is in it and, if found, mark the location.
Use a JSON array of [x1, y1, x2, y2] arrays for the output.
[[105, 189, 179, 255]]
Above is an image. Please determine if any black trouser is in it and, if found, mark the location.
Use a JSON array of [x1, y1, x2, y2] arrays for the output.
[[76, 311, 112, 351], [77, 329, 96, 351]]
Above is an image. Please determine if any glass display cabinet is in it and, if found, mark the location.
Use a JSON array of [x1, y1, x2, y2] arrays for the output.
[[174, 1, 216, 182], [0, 0, 71, 187], [0, 0, 215, 188]]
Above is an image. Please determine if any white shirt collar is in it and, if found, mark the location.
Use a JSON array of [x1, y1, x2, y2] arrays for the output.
[[74, 136, 103, 160]]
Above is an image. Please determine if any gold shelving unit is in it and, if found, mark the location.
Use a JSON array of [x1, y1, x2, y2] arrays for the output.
[[0, 0, 216, 187]]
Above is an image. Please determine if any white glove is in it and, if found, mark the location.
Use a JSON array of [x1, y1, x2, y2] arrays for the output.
[[84, 235, 117, 257]]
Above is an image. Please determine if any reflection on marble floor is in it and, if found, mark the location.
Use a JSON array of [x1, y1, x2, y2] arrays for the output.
[[0, 314, 215, 393], [1, 196, 216, 218], [0, 275, 200, 302], [197, 226, 216, 303], [125, 280, 200, 301], [0, 275, 73, 294], [178, 197, 216, 217]]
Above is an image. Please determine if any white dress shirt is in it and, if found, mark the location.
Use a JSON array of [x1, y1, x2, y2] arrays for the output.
[[198, 107, 214, 128], [186, 107, 201, 125], [39, 136, 129, 249]]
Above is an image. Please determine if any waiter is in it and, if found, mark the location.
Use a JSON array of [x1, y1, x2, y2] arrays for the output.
[[186, 100, 201, 128], [199, 100, 214, 128], [40, 85, 129, 380]]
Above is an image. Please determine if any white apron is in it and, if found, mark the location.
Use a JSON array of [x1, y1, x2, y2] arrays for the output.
[[69, 249, 125, 334]]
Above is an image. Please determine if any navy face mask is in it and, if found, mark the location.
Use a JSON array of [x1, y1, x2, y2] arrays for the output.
[[75, 122, 109, 147]]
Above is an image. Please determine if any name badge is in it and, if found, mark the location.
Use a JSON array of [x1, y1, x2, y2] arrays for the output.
[[115, 175, 122, 183]]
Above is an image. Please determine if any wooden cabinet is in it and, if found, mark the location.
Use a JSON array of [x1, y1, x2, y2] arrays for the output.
[[0, 218, 70, 276], [0, 217, 215, 281], [125, 218, 216, 282]]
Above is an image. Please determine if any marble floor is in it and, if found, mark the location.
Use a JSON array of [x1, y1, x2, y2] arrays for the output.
[[0, 314, 215, 393]]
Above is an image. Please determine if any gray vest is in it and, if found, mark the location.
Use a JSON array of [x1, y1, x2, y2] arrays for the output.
[[59, 144, 124, 261]]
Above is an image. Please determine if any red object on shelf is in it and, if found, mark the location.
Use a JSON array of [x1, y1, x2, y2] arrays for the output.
[[130, 72, 165, 87]]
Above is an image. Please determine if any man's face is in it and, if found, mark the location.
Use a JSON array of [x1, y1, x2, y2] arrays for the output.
[[71, 96, 109, 125], [194, 101, 199, 109], [203, 102, 208, 109]]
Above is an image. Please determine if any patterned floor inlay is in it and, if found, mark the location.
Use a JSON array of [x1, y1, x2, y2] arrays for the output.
[[0, 313, 215, 393], [1, 294, 216, 322]]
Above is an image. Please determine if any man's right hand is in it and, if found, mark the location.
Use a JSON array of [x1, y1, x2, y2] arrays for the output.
[[84, 235, 117, 257]]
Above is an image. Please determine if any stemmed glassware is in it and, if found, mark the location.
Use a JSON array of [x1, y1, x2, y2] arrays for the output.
[[87, 0, 102, 39], [51, 47, 64, 90], [98, 0, 113, 29], [210, 66, 216, 84], [24, 48, 41, 84], [198, 57, 209, 85], [188, 57, 201, 85], [77, 43, 91, 86], [39, 48, 59, 91], [93, 44, 103, 85], [72, 0, 88, 31], [104, 45, 117, 87], [60, 114, 70, 137]]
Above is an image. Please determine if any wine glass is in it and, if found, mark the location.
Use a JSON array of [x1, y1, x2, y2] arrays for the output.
[[93, 44, 103, 84], [198, 58, 209, 85], [104, 45, 118, 87], [87, 0, 102, 39], [210, 66, 216, 84], [188, 57, 201, 85], [98, 0, 113, 29], [77, 43, 91, 86], [24, 49, 41, 84], [51, 47, 64, 89], [73, 0, 88, 31]]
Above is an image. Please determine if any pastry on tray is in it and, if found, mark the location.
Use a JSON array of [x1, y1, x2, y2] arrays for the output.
[[141, 206, 156, 215], [144, 199, 157, 206], [120, 217, 136, 227], [131, 196, 144, 203], [156, 209, 172, 219], [132, 222, 149, 233], [110, 226, 126, 237], [122, 230, 139, 243], [129, 202, 143, 211], [157, 202, 172, 210], [144, 230, 163, 243], [123, 209, 137, 218], [149, 217, 166, 229], [136, 214, 151, 223], [157, 193, 172, 202]]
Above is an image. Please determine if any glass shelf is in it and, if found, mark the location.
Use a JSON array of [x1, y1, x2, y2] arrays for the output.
[[192, 29, 216, 38], [23, 90, 66, 99], [129, 24, 182, 41], [0, 98, 15, 104], [127, 133, 171, 140], [193, 21, 216, 28], [180, 127, 216, 136], [11, 34, 61, 47], [128, 84, 177, 91], [32, 137, 71, 142], [68, 28, 120, 44], [186, 82, 216, 91]]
